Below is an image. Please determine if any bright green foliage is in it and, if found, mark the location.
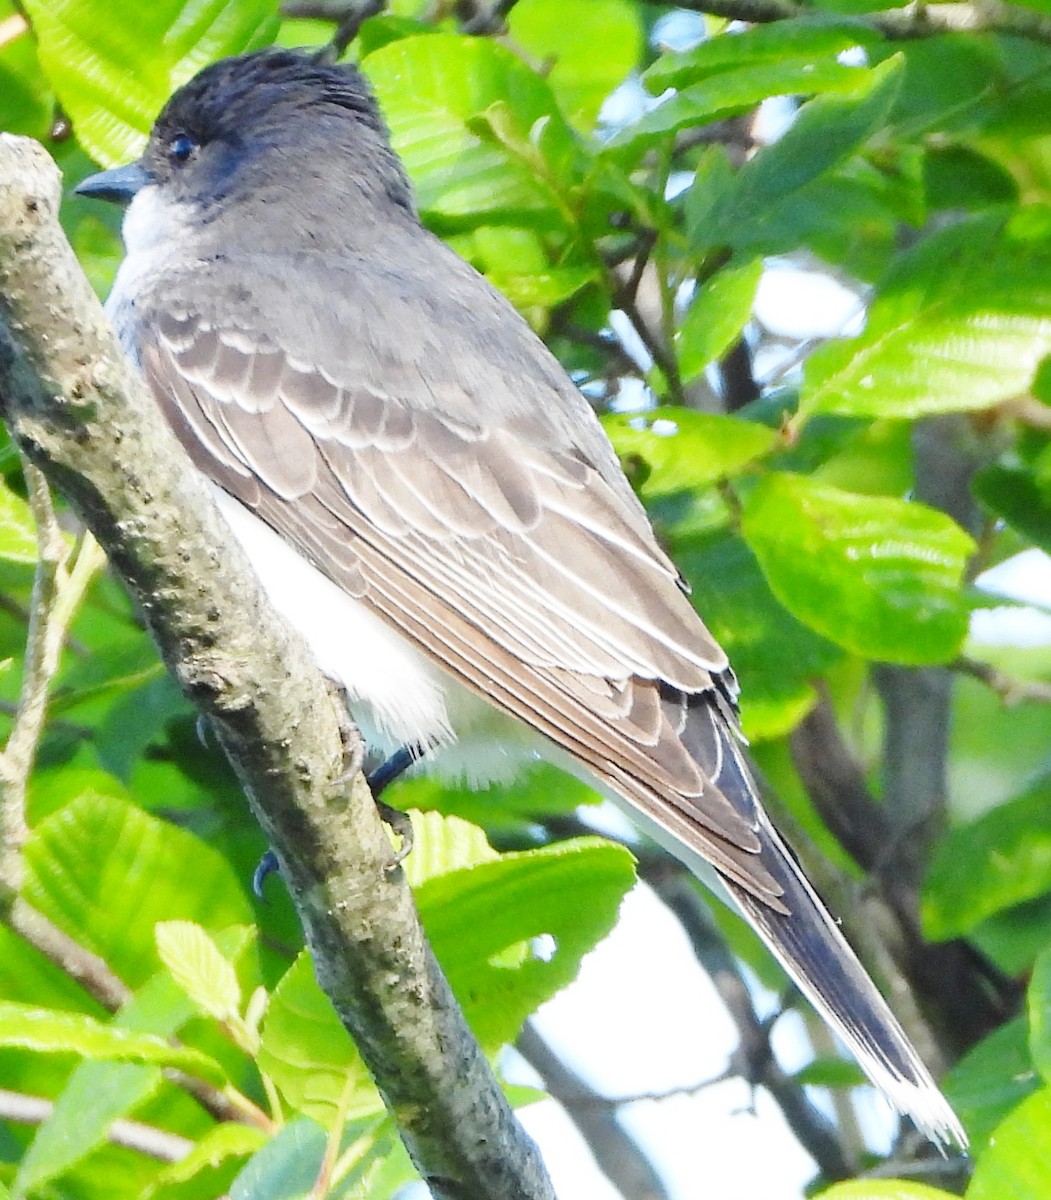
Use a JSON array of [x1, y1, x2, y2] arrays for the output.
[[20, 0, 278, 164], [604, 407, 776, 495], [0, 483, 42, 564], [741, 473, 974, 664], [3, 0, 1051, 1195], [676, 530, 841, 738], [942, 1018, 1039, 1155], [364, 34, 583, 228], [23, 793, 252, 983], [1029, 948, 1051, 1085], [816, 1181, 957, 1199], [258, 814, 633, 1122], [506, 0, 642, 128], [966, 1089, 1051, 1200], [0, 1001, 226, 1083], [923, 776, 1051, 941], [676, 258, 765, 382], [802, 212, 1051, 419]]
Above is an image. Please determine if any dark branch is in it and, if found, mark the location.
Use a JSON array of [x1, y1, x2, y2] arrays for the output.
[[517, 1022, 673, 1200], [641, 861, 856, 1183], [671, 0, 1051, 47]]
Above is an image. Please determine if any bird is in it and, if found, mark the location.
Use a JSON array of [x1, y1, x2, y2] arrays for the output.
[[76, 47, 966, 1149]]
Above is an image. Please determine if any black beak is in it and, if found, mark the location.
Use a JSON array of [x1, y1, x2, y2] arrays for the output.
[[75, 161, 152, 205]]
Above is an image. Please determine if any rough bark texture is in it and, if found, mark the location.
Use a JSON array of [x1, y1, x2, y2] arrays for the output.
[[0, 133, 554, 1200]]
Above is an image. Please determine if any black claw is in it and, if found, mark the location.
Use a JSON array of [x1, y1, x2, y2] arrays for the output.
[[376, 799, 414, 869], [367, 744, 422, 869], [253, 849, 279, 898], [195, 714, 211, 748]]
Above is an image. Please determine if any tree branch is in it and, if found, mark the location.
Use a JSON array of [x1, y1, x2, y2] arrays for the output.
[[516, 1022, 673, 1200], [0, 1086, 195, 1164], [640, 861, 856, 1183], [0, 470, 103, 901], [0, 134, 553, 1200], [672, 0, 1051, 47], [791, 695, 1019, 1061], [954, 655, 1051, 705]]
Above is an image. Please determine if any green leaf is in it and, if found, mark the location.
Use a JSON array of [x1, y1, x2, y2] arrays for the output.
[[0, 1001, 225, 1083], [415, 836, 635, 1052], [924, 144, 1018, 212], [507, 0, 642, 128], [792, 1057, 866, 1089], [802, 211, 1051, 419], [258, 952, 379, 1125], [967, 1088, 1051, 1200], [96, 671, 190, 780], [0, 28, 53, 142], [923, 776, 1051, 939], [880, 37, 1004, 138], [400, 810, 500, 886], [685, 144, 738, 250], [676, 259, 763, 383], [230, 1117, 327, 1200], [741, 473, 974, 664], [363, 34, 580, 229], [617, 59, 868, 150], [1029, 947, 1051, 1085], [445, 225, 599, 316], [974, 464, 1051, 554], [155, 920, 242, 1025], [675, 531, 841, 740], [23, 792, 252, 985], [485, 265, 597, 313], [694, 55, 904, 251], [15, 950, 250, 1195], [16, 1063, 162, 1194], [644, 19, 875, 92], [0, 479, 40, 564], [815, 1182, 957, 1199], [261, 821, 634, 1123], [718, 159, 903, 278], [387, 761, 601, 834], [943, 1018, 1038, 1156], [971, 895, 1051, 978], [813, 419, 914, 497], [22, 0, 279, 166], [152, 1123, 268, 1188], [603, 409, 776, 496]]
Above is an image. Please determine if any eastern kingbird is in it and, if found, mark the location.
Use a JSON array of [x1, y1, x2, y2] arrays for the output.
[[77, 48, 965, 1148]]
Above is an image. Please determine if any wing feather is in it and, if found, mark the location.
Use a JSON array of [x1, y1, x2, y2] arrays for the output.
[[140, 305, 772, 895]]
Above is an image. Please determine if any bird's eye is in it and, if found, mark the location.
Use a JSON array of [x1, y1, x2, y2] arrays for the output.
[[169, 134, 198, 165]]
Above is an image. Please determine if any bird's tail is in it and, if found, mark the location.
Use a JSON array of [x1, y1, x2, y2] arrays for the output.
[[716, 736, 967, 1150]]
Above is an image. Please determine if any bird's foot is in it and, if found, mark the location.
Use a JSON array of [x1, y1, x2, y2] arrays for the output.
[[366, 744, 424, 869], [252, 740, 424, 894]]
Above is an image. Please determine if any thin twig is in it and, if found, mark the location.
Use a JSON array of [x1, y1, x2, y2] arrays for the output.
[[955, 655, 1051, 704], [643, 862, 856, 1181], [6, 898, 130, 1010], [672, 0, 1051, 47], [0, 464, 104, 902], [623, 229, 658, 309], [0, 1085, 194, 1163], [5, 899, 251, 1125], [517, 1022, 674, 1200], [0, 13, 27, 48]]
